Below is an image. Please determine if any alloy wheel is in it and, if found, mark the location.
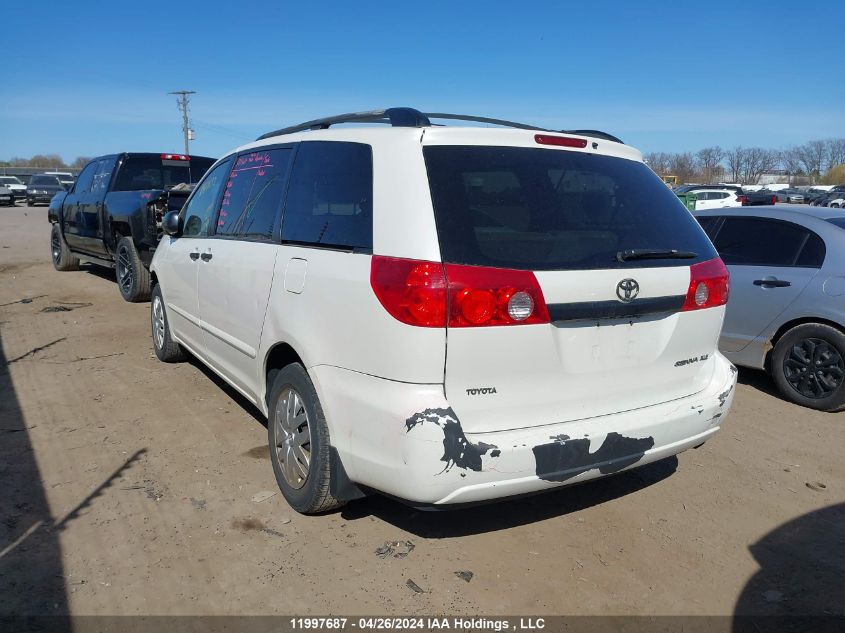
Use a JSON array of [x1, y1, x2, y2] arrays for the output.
[[117, 245, 133, 294], [273, 387, 312, 489], [51, 230, 61, 266], [152, 296, 166, 350], [783, 337, 845, 399]]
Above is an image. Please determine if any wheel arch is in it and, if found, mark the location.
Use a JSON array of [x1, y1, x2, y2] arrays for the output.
[[263, 342, 306, 408], [765, 317, 845, 370]]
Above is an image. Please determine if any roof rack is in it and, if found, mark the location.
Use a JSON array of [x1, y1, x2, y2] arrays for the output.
[[256, 107, 623, 144]]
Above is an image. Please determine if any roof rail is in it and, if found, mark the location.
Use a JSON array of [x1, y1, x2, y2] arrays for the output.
[[256, 108, 623, 144], [257, 108, 430, 140], [561, 129, 624, 144]]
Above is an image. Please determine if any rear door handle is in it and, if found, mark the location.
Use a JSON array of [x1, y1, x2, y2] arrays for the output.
[[200, 252, 212, 262], [753, 278, 791, 288], [189, 252, 199, 260]]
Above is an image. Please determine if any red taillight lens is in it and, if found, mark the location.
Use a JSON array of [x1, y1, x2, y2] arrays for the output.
[[682, 258, 730, 311], [738, 195, 748, 205], [161, 153, 189, 161], [371, 257, 447, 327], [370, 257, 550, 327], [534, 134, 588, 148]]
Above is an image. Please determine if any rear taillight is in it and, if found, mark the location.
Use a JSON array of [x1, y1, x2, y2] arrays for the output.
[[772, 196, 777, 205], [738, 195, 749, 205], [682, 258, 730, 311], [161, 153, 189, 161], [370, 256, 550, 327]]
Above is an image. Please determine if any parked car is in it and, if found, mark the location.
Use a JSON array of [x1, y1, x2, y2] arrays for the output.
[[0, 176, 27, 202], [0, 185, 14, 206], [687, 188, 745, 211], [48, 152, 215, 302], [695, 206, 845, 410], [743, 190, 778, 206], [44, 171, 76, 189], [774, 188, 805, 204], [27, 174, 67, 205], [150, 107, 737, 514]]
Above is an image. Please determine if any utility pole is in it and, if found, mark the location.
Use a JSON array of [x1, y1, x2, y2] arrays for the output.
[[168, 90, 196, 155]]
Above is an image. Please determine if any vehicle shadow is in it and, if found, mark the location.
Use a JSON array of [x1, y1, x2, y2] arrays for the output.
[[736, 366, 780, 399], [733, 503, 845, 630], [186, 356, 267, 428], [79, 262, 117, 285], [0, 328, 69, 621], [342, 456, 679, 537]]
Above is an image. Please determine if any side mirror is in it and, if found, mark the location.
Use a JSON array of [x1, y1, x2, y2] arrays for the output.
[[162, 211, 183, 237]]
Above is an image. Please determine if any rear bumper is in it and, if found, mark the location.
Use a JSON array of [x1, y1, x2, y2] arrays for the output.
[[311, 353, 737, 505]]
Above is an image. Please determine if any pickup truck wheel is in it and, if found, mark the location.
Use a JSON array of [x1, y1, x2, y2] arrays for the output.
[[50, 223, 79, 271], [771, 323, 845, 411], [151, 285, 186, 362], [267, 364, 345, 514], [115, 236, 151, 302]]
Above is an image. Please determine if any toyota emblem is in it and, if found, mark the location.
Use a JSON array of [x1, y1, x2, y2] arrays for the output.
[[616, 279, 640, 302]]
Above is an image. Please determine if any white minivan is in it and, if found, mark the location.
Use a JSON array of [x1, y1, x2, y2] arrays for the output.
[[150, 108, 737, 514]]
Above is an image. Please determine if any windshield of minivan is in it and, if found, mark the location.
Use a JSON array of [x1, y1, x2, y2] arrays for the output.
[[113, 156, 215, 191], [423, 146, 717, 271]]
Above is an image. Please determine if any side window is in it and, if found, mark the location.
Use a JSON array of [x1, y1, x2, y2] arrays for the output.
[[91, 159, 113, 194], [216, 148, 292, 240], [795, 232, 826, 268], [73, 161, 99, 194], [181, 158, 234, 238], [713, 218, 811, 266], [718, 192, 730, 199], [281, 141, 373, 251]]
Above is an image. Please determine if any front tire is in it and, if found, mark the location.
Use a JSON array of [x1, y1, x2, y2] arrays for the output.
[[115, 236, 151, 302], [770, 323, 845, 411], [151, 284, 186, 362], [267, 364, 344, 514], [50, 223, 79, 271]]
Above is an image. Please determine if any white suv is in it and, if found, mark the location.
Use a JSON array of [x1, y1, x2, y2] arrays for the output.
[[150, 108, 737, 514]]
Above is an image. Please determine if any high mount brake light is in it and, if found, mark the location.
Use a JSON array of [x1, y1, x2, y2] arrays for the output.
[[370, 256, 550, 328], [161, 154, 189, 161], [682, 258, 730, 311], [534, 134, 588, 148]]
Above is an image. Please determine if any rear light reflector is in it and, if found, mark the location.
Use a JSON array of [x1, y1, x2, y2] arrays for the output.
[[682, 258, 730, 311], [534, 134, 588, 148], [370, 256, 550, 327]]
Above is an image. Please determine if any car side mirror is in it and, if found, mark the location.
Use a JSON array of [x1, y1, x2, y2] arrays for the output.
[[162, 211, 183, 237]]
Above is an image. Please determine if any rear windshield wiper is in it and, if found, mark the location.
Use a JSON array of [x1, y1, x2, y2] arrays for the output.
[[616, 249, 698, 262]]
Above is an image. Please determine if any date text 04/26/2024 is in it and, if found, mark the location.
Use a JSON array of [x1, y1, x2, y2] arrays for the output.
[[289, 617, 545, 631]]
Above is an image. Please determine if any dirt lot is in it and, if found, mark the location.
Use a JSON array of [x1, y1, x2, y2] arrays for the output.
[[1, 204, 843, 618]]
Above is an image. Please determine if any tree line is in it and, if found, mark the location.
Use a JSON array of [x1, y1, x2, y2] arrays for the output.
[[646, 138, 845, 185], [0, 155, 91, 169]]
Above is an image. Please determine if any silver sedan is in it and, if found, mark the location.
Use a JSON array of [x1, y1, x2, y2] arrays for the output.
[[695, 205, 845, 410]]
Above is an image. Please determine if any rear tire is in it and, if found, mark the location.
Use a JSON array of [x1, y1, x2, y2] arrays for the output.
[[267, 364, 345, 514], [50, 223, 79, 271], [151, 284, 186, 363], [115, 236, 151, 302], [770, 323, 845, 411]]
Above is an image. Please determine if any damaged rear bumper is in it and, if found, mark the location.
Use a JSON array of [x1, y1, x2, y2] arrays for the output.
[[310, 353, 737, 505]]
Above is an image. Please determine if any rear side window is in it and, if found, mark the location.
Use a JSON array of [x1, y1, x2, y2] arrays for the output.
[[181, 158, 234, 238], [423, 146, 717, 270], [216, 149, 292, 240], [696, 216, 721, 239], [91, 159, 114, 194], [713, 217, 824, 267], [281, 141, 373, 251], [113, 156, 215, 191]]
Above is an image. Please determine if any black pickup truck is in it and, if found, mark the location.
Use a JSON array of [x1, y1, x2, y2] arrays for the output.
[[48, 152, 215, 302]]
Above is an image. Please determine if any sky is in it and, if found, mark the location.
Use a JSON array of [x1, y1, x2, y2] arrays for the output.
[[2, 0, 844, 163]]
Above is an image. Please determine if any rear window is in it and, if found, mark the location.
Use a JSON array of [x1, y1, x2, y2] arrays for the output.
[[113, 156, 215, 191], [423, 146, 717, 270], [30, 175, 61, 186]]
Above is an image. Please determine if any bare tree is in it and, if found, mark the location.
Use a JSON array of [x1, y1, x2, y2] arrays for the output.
[[71, 156, 92, 169], [668, 152, 698, 184], [27, 154, 66, 168], [643, 152, 672, 177], [826, 138, 845, 169], [740, 148, 780, 184], [724, 147, 746, 183], [795, 140, 827, 181], [696, 146, 724, 183]]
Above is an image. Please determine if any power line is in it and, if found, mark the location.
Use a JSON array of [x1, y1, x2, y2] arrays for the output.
[[168, 90, 196, 155]]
